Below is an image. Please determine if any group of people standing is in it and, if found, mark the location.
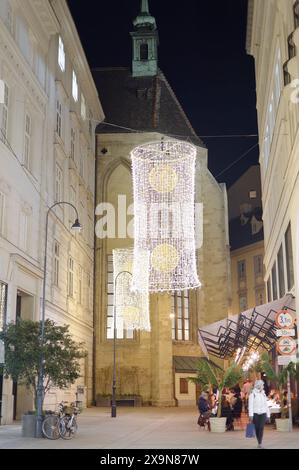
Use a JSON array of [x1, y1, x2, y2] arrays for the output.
[[198, 379, 270, 448]]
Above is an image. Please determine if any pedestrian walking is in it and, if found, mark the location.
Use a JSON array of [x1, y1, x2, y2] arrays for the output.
[[248, 380, 270, 449]]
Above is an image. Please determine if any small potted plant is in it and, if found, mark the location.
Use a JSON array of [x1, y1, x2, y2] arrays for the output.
[[191, 358, 243, 433], [260, 353, 299, 432], [0, 319, 86, 437]]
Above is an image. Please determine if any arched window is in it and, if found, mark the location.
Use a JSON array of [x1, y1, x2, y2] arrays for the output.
[[294, 0, 299, 28], [140, 43, 148, 61]]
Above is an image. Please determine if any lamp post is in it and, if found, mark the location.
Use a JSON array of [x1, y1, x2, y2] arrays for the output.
[[35, 202, 82, 438], [111, 270, 132, 418]]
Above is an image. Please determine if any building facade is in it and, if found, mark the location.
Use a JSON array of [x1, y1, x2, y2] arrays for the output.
[[228, 166, 266, 315], [247, 1, 298, 331], [93, 1, 231, 407], [0, 0, 103, 423]]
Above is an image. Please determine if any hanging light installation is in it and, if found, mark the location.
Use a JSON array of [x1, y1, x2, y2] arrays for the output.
[[131, 140, 201, 292], [113, 248, 150, 331]]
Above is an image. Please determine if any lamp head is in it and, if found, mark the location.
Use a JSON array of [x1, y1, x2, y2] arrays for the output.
[[71, 218, 82, 233]]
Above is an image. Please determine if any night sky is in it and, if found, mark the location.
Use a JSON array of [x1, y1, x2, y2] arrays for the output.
[[67, 0, 259, 187]]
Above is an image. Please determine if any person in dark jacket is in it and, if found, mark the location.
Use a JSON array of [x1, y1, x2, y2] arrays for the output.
[[221, 396, 234, 430], [198, 392, 211, 419]]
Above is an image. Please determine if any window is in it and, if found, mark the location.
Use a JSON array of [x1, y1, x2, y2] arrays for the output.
[[68, 257, 74, 297], [0, 281, 8, 331], [171, 291, 190, 341], [255, 289, 264, 306], [249, 190, 257, 199], [106, 254, 133, 340], [70, 185, 76, 207], [239, 295, 247, 311], [180, 378, 189, 394], [277, 244, 285, 298], [87, 273, 92, 310], [55, 163, 63, 202], [294, 0, 299, 28], [272, 262, 278, 300], [72, 71, 78, 102], [237, 260, 246, 281], [56, 100, 62, 137], [70, 128, 75, 160], [140, 43, 149, 60], [19, 211, 28, 251], [267, 277, 272, 302], [17, 16, 31, 63], [24, 114, 31, 169], [263, 47, 282, 172], [0, 82, 9, 142], [285, 223, 294, 290], [58, 36, 65, 72], [81, 94, 86, 120], [79, 152, 84, 179], [0, 191, 5, 236], [254, 255, 263, 277], [53, 241, 60, 287], [78, 266, 82, 304], [0, 1, 13, 33]]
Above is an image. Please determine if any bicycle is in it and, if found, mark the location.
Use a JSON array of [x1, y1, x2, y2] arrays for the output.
[[59, 403, 80, 440], [42, 401, 80, 440]]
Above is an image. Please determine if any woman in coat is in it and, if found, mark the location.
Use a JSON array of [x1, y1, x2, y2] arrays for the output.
[[248, 380, 270, 448]]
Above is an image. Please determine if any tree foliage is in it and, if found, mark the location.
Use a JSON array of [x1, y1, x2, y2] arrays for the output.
[[191, 358, 243, 418], [0, 319, 86, 411], [260, 352, 299, 418]]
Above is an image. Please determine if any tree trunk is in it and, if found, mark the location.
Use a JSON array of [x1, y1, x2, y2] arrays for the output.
[[217, 390, 223, 418]]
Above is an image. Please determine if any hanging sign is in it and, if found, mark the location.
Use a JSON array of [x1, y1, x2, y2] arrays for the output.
[[276, 328, 296, 337], [275, 310, 295, 329], [278, 355, 297, 366], [277, 336, 297, 355]]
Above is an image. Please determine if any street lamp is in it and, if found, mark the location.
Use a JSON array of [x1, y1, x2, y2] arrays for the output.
[[36, 202, 82, 438], [111, 270, 132, 418]]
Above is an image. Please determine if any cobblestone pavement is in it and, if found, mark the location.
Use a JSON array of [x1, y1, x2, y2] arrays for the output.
[[0, 407, 298, 449]]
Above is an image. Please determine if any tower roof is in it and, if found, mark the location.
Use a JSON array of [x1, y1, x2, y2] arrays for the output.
[[133, 0, 157, 30], [93, 67, 204, 147]]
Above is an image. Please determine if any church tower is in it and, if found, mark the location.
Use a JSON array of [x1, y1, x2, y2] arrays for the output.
[[130, 0, 159, 77]]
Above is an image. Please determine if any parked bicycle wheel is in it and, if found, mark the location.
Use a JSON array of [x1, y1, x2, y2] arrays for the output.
[[59, 416, 78, 440], [42, 415, 60, 440]]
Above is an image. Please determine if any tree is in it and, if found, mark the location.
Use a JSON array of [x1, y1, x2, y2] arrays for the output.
[[0, 319, 86, 412], [191, 358, 243, 418], [260, 352, 299, 419]]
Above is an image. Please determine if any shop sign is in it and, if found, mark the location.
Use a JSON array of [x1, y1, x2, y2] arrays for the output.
[[275, 310, 295, 329], [277, 336, 297, 355], [276, 328, 296, 337], [278, 355, 297, 366]]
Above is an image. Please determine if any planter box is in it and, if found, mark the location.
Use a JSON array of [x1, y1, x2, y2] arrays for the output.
[[276, 419, 290, 432], [22, 414, 37, 438], [210, 417, 227, 433]]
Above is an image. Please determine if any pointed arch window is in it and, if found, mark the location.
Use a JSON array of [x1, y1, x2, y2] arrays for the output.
[[140, 43, 149, 61]]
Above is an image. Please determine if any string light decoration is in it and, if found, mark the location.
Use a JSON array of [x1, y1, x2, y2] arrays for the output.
[[113, 248, 150, 331], [131, 140, 201, 292]]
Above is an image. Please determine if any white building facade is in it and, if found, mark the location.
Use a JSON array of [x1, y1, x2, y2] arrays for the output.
[[0, 0, 103, 423], [247, 1, 299, 332]]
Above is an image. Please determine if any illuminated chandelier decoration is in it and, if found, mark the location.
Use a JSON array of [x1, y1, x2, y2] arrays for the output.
[[131, 140, 201, 292], [113, 248, 150, 331]]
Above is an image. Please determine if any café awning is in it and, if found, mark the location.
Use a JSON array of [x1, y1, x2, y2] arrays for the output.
[[198, 294, 296, 359]]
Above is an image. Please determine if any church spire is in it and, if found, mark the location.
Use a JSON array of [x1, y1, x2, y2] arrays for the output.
[[131, 0, 159, 77], [141, 0, 149, 14]]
